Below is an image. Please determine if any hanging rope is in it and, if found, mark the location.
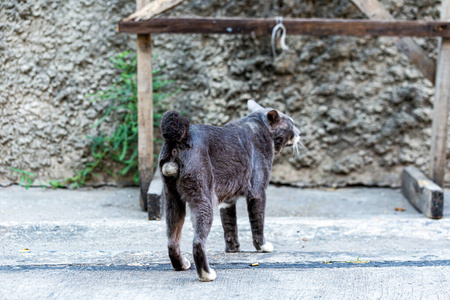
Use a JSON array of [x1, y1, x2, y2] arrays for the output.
[[271, 16, 289, 58]]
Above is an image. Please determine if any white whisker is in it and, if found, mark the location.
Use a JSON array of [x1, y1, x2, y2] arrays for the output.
[[291, 137, 307, 158], [298, 140, 308, 151], [292, 140, 300, 158]]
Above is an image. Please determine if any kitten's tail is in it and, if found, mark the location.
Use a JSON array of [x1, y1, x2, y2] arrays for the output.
[[160, 110, 190, 143]]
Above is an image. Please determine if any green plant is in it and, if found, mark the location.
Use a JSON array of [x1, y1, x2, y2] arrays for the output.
[[9, 51, 173, 189], [346, 257, 370, 264], [10, 167, 36, 189], [59, 50, 173, 188]]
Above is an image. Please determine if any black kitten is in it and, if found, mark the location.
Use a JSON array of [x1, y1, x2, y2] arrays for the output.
[[159, 100, 301, 281]]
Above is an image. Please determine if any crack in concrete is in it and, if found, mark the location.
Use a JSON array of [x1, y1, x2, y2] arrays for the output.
[[2, 260, 450, 272]]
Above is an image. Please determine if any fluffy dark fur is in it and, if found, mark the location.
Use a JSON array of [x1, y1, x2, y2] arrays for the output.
[[159, 100, 300, 281]]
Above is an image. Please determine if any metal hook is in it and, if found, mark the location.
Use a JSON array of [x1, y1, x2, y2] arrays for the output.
[[271, 17, 289, 58]]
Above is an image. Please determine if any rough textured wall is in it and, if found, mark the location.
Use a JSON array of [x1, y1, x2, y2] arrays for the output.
[[1, 0, 449, 187], [0, 0, 136, 185]]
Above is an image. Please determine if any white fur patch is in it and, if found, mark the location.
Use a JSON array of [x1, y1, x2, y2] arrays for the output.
[[199, 268, 216, 282], [287, 135, 300, 146], [182, 257, 191, 270], [162, 162, 178, 177], [259, 242, 273, 253], [246, 122, 258, 133], [218, 202, 233, 209]]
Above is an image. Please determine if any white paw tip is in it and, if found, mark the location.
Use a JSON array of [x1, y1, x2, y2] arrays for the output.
[[260, 242, 273, 253], [182, 257, 191, 270], [199, 268, 216, 282]]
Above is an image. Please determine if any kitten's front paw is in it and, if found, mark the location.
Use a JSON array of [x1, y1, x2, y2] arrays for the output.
[[259, 242, 273, 253], [199, 268, 216, 282]]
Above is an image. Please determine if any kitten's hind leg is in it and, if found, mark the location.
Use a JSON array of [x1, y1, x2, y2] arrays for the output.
[[246, 192, 273, 253], [165, 187, 191, 271], [190, 199, 216, 282], [219, 200, 240, 253]]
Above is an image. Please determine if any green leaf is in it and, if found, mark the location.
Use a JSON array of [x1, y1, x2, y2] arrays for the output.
[[56, 50, 173, 188], [10, 167, 36, 189]]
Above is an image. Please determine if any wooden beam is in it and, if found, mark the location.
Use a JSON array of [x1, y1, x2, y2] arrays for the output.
[[119, 17, 450, 38], [401, 167, 443, 219], [351, 0, 391, 19], [430, 0, 450, 187], [137, 34, 154, 214], [125, 0, 185, 22], [147, 165, 163, 220], [136, 0, 155, 216], [351, 0, 436, 84]]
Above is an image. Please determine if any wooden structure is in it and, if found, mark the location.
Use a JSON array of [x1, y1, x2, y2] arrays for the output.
[[120, 0, 449, 220], [401, 167, 443, 219]]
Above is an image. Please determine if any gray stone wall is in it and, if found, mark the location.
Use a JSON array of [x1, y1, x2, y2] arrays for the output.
[[0, 0, 136, 185], [1, 0, 449, 187]]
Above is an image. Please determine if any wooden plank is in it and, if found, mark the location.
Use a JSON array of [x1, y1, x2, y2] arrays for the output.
[[125, 0, 185, 22], [351, 0, 436, 84], [136, 0, 155, 215], [147, 165, 163, 220], [395, 39, 436, 84], [137, 33, 154, 214], [119, 17, 450, 38], [401, 167, 443, 219], [351, 0, 391, 19], [430, 0, 450, 187]]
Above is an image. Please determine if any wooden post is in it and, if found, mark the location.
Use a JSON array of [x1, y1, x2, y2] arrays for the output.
[[401, 167, 443, 219], [125, 0, 185, 21], [136, 0, 157, 218], [430, 0, 450, 188], [351, 0, 436, 84], [147, 165, 163, 220]]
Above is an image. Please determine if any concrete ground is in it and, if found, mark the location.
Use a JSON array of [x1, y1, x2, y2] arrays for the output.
[[0, 185, 449, 299]]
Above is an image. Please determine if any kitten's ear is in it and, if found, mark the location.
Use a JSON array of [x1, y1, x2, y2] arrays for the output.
[[267, 110, 281, 124], [248, 100, 263, 112]]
